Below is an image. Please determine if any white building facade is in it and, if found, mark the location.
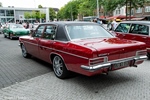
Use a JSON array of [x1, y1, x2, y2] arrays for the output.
[[0, 7, 49, 23]]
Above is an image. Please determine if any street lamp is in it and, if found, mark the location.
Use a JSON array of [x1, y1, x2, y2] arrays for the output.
[[97, 0, 99, 18]]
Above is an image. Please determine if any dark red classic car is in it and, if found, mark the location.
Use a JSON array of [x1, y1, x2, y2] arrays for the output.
[[113, 21, 150, 59], [19, 21, 147, 79]]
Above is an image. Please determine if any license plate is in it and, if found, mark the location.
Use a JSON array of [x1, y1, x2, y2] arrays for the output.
[[113, 61, 129, 69]]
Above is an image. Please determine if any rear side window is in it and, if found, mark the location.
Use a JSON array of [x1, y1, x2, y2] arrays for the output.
[[129, 24, 149, 35], [115, 23, 131, 33], [34, 25, 45, 37], [43, 25, 56, 40]]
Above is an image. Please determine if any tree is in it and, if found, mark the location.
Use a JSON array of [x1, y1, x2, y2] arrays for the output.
[[78, 0, 97, 17], [24, 12, 32, 19], [57, 0, 81, 20], [49, 8, 56, 21], [38, 5, 43, 8], [0, 2, 2, 7]]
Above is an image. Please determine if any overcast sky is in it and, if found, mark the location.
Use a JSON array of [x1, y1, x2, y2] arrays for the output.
[[0, 0, 71, 9]]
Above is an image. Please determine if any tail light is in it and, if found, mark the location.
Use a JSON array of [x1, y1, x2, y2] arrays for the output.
[[89, 57, 108, 65], [136, 50, 147, 56]]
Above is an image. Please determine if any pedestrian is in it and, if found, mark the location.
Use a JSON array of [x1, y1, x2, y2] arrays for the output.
[[111, 18, 118, 30], [97, 18, 103, 25], [26, 22, 29, 29]]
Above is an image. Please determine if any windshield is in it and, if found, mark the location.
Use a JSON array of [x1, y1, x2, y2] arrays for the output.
[[10, 24, 24, 28], [66, 24, 113, 40]]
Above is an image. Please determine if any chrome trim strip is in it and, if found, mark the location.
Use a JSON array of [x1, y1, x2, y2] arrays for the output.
[[81, 55, 147, 72], [147, 48, 150, 50], [134, 55, 147, 61], [22, 40, 88, 60], [21, 40, 147, 63], [23, 41, 38, 46], [81, 63, 111, 71]]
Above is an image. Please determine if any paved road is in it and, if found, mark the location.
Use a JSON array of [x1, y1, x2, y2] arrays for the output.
[[0, 34, 150, 100], [0, 34, 52, 88]]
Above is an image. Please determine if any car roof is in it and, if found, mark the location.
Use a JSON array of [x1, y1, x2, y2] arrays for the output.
[[39, 21, 98, 26], [120, 21, 150, 25]]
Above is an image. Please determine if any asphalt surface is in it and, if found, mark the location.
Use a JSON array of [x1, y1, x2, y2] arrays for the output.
[[0, 34, 150, 100]]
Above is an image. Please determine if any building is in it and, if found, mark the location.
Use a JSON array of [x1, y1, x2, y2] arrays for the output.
[[113, 3, 150, 20], [0, 6, 58, 23]]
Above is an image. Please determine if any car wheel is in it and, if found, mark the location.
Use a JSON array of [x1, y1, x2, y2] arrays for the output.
[[53, 55, 69, 79], [9, 34, 13, 40], [21, 44, 31, 58], [4, 34, 7, 38]]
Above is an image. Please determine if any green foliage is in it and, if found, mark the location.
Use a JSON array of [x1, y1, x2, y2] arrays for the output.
[[38, 5, 43, 8], [49, 8, 56, 21], [46, 0, 150, 20], [24, 10, 46, 20], [57, 0, 81, 20], [24, 12, 31, 19], [31, 11, 37, 18], [0, 2, 2, 7]]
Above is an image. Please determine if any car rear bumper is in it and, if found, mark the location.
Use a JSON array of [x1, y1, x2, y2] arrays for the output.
[[81, 55, 147, 72]]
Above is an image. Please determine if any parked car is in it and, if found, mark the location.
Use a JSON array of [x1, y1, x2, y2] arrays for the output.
[[113, 21, 150, 59], [3, 23, 30, 39], [19, 21, 147, 79]]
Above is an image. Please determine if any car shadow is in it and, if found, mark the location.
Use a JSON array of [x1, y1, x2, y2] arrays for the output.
[[63, 70, 137, 93], [30, 56, 53, 71]]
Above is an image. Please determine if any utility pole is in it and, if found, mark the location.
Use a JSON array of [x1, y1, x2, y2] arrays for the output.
[[126, 0, 128, 20], [71, 5, 73, 21], [97, 0, 100, 18]]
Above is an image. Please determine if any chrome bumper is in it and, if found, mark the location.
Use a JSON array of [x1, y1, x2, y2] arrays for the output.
[[81, 55, 147, 72]]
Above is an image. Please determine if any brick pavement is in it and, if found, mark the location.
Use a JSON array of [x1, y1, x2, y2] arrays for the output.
[[0, 60, 149, 100], [0, 34, 52, 89], [0, 34, 150, 100]]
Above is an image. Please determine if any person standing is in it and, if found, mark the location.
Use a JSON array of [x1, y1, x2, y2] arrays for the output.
[[25, 22, 29, 29], [111, 18, 118, 30]]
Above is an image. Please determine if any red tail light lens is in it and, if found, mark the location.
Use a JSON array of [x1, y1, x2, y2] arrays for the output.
[[136, 50, 147, 56], [89, 57, 108, 65]]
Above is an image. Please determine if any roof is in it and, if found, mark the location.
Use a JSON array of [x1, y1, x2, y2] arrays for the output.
[[119, 21, 150, 25], [39, 21, 99, 26], [107, 15, 135, 20]]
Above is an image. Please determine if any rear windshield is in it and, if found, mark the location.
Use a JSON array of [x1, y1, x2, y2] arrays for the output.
[[66, 24, 113, 40]]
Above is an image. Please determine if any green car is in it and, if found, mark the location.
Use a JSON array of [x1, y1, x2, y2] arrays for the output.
[[3, 23, 30, 39]]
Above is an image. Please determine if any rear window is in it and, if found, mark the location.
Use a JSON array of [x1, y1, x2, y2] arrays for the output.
[[66, 24, 113, 40]]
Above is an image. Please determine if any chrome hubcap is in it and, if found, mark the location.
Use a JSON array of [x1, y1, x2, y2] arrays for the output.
[[53, 56, 63, 76]]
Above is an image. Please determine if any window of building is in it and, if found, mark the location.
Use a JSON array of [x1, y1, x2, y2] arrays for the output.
[[0, 10, 5, 16], [145, 6, 150, 12], [6, 10, 14, 16], [136, 7, 142, 13], [116, 9, 120, 14]]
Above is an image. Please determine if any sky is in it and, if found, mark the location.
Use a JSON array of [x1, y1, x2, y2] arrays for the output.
[[0, 0, 71, 9]]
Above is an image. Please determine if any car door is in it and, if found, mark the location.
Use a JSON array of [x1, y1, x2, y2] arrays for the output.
[[38, 25, 57, 63], [26, 25, 45, 58], [129, 23, 150, 50], [114, 23, 131, 38]]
